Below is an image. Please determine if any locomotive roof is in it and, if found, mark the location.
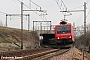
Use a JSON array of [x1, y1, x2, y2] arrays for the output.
[[55, 23, 72, 26], [60, 21, 67, 24]]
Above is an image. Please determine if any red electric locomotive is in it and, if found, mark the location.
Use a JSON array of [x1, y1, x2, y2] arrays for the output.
[[40, 20, 74, 47], [55, 21, 74, 45]]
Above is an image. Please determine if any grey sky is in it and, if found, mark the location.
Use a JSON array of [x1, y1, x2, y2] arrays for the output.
[[0, 0, 90, 30]]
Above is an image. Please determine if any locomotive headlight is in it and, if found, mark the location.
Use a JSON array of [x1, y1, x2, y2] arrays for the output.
[[68, 36, 71, 38], [57, 37, 60, 39]]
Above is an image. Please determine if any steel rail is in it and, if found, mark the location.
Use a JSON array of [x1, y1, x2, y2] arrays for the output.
[[0, 48, 51, 59], [19, 49, 59, 60], [35, 49, 70, 60]]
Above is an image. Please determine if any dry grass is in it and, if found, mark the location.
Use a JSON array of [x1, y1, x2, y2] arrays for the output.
[[0, 26, 39, 51]]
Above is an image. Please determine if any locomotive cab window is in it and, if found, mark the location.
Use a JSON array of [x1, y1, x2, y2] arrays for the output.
[[57, 26, 70, 34]]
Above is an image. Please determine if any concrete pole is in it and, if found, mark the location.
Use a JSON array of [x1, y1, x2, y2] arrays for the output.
[[6, 15, 7, 27], [40, 22, 42, 34], [33, 21, 34, 31], [21, 2, 23, 49], [28, 14, 30, 31], [84, 2, 86, 37]]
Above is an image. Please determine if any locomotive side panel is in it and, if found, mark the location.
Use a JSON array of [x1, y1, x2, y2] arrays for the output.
[[71, 25, 74, 42]]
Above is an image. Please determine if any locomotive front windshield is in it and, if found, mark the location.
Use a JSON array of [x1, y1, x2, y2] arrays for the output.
[[57, 26, 70, 34]]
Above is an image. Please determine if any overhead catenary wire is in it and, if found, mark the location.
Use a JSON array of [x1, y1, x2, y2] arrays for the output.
[[86, 0, 90, 11], [76, 12, 83, 24], [69, 6, 83, 10], [28, 0, 46, 20], [86, 0, 90, 18], [16, 0, 49, 27], [29, 0, 41, 9], [17, 0, 21, 3], [61, 0, 67, 10], [86, 0, 90, 3], [28, 0, 49, 25], [28, 0, 48, 25], [55, 0, 64, 15], [0, 11, 7, 14], [14, 0, 46, 20], [55, 0, 72, 19], [60, 0, 72, 18], [68, 5, 83, 22], [55, 0, 62, 10], [29, 1, 47, 20], [17, 0, 47, 21], [70, 1, 88, 25]]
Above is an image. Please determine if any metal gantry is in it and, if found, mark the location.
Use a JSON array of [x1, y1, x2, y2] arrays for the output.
[[21, 2, 47, 49], [6, 14, 30, 30], [60, 2, 87, 37], [6, 13, 30, 49], [33, 21, 51, 31]]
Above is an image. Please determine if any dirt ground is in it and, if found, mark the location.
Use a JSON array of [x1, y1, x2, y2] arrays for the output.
[[50, 47, 90, 60]]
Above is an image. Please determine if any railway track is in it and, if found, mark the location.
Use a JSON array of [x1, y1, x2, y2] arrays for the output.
[[21, 49, 59, 60], [0, 48, 70, 60], [33, 48, 70, 60], [0, 47, 90, 60], [0, 48, 69, 60], [0, 48, 51, 60]]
